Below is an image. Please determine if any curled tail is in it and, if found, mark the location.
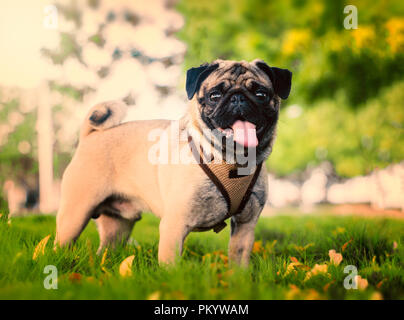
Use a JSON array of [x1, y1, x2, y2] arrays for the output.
[[80, 100, 128, 140]]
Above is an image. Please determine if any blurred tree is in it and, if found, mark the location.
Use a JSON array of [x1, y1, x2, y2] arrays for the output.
[[1, 0, 187, 214], [0, 98, 38, 183], [177, 0, 404, 177], [178, 0, 404, 105]]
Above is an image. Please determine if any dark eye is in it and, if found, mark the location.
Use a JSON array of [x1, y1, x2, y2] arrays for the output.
[[209, 91, 222, 102], [255, 90, 267, 99]]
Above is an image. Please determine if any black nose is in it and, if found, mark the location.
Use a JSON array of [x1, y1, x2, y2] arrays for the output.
[[230, 93, 246, 107]]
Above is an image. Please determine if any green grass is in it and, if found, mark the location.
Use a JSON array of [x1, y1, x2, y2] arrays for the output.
[[0, 212, 403, 299]]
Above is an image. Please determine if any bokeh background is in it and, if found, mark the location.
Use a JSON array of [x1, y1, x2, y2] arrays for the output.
[[0, 0, 403, 217]]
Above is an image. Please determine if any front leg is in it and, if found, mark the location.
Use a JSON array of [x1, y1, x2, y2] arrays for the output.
[[228, 215, 259, 266], [158, 216, 190, 265]]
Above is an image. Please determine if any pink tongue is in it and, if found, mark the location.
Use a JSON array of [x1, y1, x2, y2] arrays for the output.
[[231, 120, 258, 147]]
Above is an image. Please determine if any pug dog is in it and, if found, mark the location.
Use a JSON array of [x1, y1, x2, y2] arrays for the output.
[[55, 59, 292, 266]]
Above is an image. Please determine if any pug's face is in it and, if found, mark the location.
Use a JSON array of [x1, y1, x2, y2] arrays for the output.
[[186, 59, 292, 153]]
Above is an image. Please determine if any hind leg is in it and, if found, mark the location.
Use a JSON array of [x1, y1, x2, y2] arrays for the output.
[[95, 214, 137, 254], [55, 164, 110, 247], [56, 197, 103, 247]]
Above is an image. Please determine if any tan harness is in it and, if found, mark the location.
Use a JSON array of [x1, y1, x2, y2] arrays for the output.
[[188, 136, 262, 233]]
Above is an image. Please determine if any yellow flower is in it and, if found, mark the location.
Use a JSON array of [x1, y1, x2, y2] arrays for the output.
[[252, 240, 263, 254], [328, 32, 345, 52], [285, 285, 323, 300], [100, 248, 108, 266], [355, 275, 368, 290], [328, 249, 343, 266], [351, 26, 375, 49], [147, 291, 161, 300], [386, 18, 404, 54], [304, 264, 328, 281], [294, 243, 314, 252], [285, 262, 303, 276], [100, 248, 110, 274], [202, 253, 211, 262], [285, 284, 300, 300], [119, 255, 135, 277], [370, 291, 383, 300], [32, 234, 51, 260], [282, 29, 311, 56], [332, 227, 346, 236], [284, 257, 310, 277], [304, 289, 322, 300]]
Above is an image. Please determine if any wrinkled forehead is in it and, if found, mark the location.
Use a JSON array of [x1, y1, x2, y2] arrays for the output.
[[201, 60, 272, 93]]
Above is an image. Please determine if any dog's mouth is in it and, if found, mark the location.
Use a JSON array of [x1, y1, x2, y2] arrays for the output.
[[217, 119, 258, 148]]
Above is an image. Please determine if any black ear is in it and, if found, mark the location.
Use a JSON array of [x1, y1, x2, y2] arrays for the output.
[[255, 61, 292, 99], [186, 63, 219, 100]]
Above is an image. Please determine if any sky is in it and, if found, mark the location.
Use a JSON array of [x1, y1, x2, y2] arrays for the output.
[[0, 0, 60, 88]]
